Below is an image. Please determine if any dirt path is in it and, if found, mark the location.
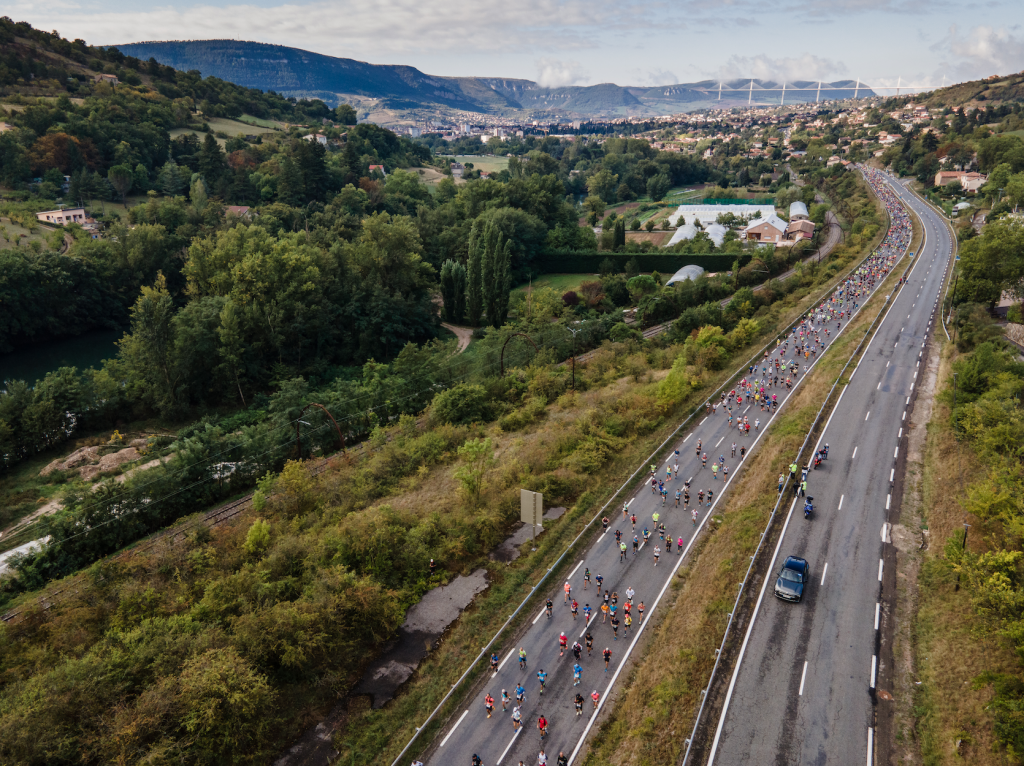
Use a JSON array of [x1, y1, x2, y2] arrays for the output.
[[442, 323, 472, 353]]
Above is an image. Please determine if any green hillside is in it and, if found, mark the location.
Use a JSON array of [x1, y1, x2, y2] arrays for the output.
[[925, 71, 1024, 108]]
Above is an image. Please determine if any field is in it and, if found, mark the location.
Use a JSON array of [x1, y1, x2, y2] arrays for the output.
[[625, 230, 672, 246], [510, 273, 593, 295], [453, 154, 510, 173], [170, 116, 280, 146], [237, 113, 288, 130], [0, 215, 55, 252]]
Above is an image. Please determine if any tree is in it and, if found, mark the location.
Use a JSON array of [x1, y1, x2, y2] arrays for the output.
[[198, 133, 228, 188], [466, 226, 483, 326], [335, 103, 358, 125], [157, 159, 184, 196], [646, 173, 671, 201], [583, 195, 606, 227], [613, 218, 626, 250], [107, 164, 134, 206], [440, 259, 467, 323], [453, 437, 494, 506]]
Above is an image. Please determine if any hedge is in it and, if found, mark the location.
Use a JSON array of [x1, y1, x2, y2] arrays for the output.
[[534, 252, 749, 275]]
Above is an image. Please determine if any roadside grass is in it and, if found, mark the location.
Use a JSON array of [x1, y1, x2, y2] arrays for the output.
[[578, 229, 908, 765], [911, 342, 1020, 766]]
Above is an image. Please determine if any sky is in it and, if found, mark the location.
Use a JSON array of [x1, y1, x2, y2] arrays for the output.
[[9, 0, 1024, 91]]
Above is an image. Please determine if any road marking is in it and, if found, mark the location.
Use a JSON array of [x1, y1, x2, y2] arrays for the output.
[[799, 661, 808, 696], [743, 405, 751, 414], [568, 559, 584, 580], [865, 411, 870, 421], [715, 436, 724, 448], [906, 396, 911, 405], [852, 447, 857, 459], [898, 428, 902, 439], [838, 494, 844, 510], [870, 655, 877, 688], [894, 446, 899, 459], [878, 559, 884, 581], [882, 523, 890, 543], [625, 498, 634, 508], [886, 360, 890, 368], [886, 493, 891, 510], [440, 709, 470, 747], [821, 562, 828, 585], [875, 602, 881, 630], [579, 612, 595, 637], [495, 726, 522, 764], [890, 468, 894, 482], [914, 370, 917, 379], [894, 342, 898, 348], [683, 433, 691, 442], [532, 605, 547, 625], [877, 381, 881, 390], [910, 383, 914, 392], [495, 647, 517, 676], [700, 417, 707, 425]]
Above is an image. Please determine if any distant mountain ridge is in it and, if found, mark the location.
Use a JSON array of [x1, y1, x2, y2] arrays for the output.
[[115, 39, 875, 118]]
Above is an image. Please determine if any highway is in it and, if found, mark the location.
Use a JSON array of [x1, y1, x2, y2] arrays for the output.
[[422, 173, 915, 766], [705, 173, 953, 765]]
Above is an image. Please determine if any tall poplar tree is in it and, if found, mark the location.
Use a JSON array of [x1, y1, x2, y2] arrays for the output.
[[466, 224, 483, 326]]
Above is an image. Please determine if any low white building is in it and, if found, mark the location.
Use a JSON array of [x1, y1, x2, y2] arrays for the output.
[[666, 264, 706, 285], [36, 207, 86, 226]]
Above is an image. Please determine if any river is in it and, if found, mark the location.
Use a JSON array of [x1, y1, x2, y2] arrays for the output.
[[0, 329, 122, 388]]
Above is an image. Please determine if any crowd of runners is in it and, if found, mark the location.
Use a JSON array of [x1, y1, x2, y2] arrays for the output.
[[463, 168, 913, 766]]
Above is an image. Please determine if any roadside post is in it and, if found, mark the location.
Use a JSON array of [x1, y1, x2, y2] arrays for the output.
[[520, 489, 543, 551]]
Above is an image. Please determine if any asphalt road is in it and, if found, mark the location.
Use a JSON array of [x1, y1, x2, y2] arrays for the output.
[[425, 181, 914, 766], [706, 175, 953, 766]]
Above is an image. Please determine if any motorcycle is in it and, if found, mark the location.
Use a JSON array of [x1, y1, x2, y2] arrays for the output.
[[804, 497, 814, 519]]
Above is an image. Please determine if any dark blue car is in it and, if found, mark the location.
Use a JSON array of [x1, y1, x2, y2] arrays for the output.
[[774, 556, 809, 602]]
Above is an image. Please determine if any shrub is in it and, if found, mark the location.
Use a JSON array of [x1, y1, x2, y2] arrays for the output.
[[430, 383, 493, 425]]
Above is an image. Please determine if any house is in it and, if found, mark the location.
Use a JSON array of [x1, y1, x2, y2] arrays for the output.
[[35, 207, 86, 226], [934, 171, 987, 192], [225, 206, 254, 219], [302, 133, 328, 146], [743, 213, 788, 243], [92, 73, 119, 85], [368, 164, 387, 178], [826, 156, 842, 167], [789, 201, 809, 221], [786, 219, 815, 242], [449, 162, 464, 178]]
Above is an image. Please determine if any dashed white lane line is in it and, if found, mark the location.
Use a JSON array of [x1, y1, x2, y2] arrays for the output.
[[890, 468, 894, 482], [683, 433, 691, 442], [898, 428, 902, 439], [568, 559, 584, 580], [715, 436, 724, 448], [886, 360, 890, 368], [852, 447, 858, 459], [495, 726, 522, 764], [495, 647, 516, 676], [882, 523, 891, 543], [743, 405, 751, 414], [870, 655, 877, 689], [886, 494, 891, 510], [877, 381, 881, 390], [579, 612, 595, 638], [875, 602, 881, 630], [440, 709, 470, 747], [625, 498, 634, 508], [865, 411, 870, 421], [532, 605, 547, 625], [700, 417, 708, 425], [894, 446, 899, 459], [799, 661, 809, 696], [820, 562, 828, 586], [878, 559, 884, 581], [906, 396, 910, 405]]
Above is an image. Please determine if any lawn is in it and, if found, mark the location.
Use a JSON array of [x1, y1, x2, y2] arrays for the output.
[[454, 154, 510, 173], [511, 273, 594, 295], [170, 116, 280, 146], [237, 113, 288, 130]]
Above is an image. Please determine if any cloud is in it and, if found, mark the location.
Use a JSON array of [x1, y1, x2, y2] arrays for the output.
[[9, 0, 650, 60], [933, 24, 1024, 80], [534, 58, 590, 88], [628, 68, 679, 86], [712, 54, 847, 83]]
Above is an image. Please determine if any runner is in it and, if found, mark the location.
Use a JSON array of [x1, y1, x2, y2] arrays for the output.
[[573, 662, 582, 686], [559, 632, 567, 657], [574, 693, 584, 716], [564, 581, 571, 603], [571, 599, 578, 620], [585, 631, 594, 656], [537, 669, 547, 695], [512, 705, 522, 730], [653, 545, 661, 566], [485, 692, 494, 718], [603, 647, 612, 671], [519, 647, 527, 670], [583, 568, 591, 589], [592, 689, 601, 708], [502, 689, 510, 711]]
